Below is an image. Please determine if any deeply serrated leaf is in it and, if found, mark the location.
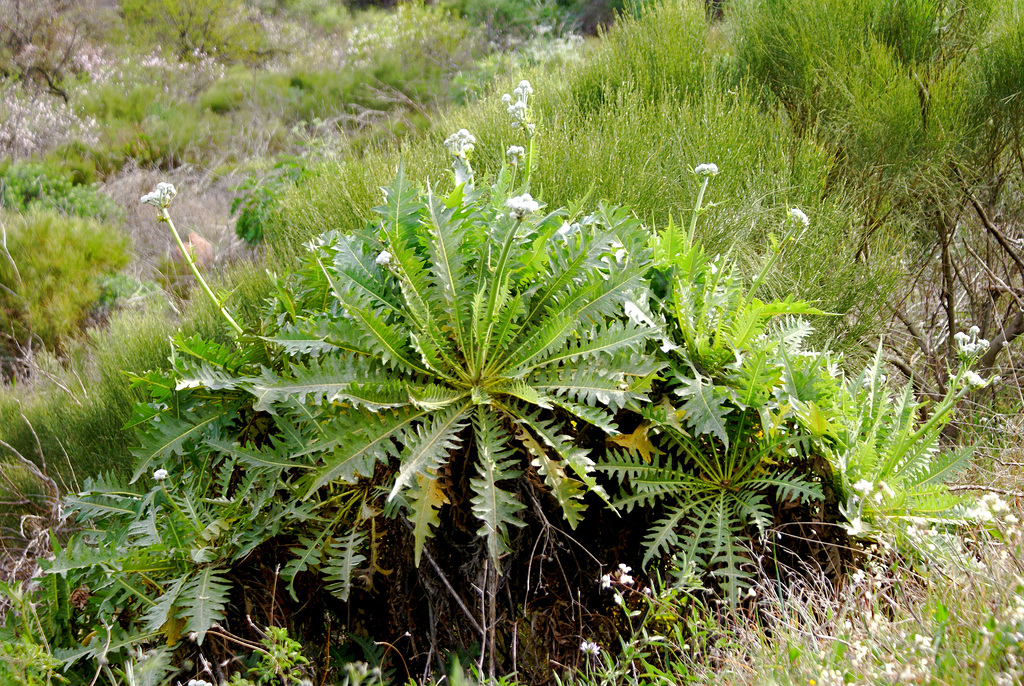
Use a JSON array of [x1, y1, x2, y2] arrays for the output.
[[389, 404, 470, 500], [323, 528, 367, 602], [179, 567, 231, 645], [471, 408, 525, 562], [675, 375, 732, 446], [408, 472, 449, 567]]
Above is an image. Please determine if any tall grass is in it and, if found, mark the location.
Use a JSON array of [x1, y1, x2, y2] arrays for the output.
[[271, 0, 899, 348], [727, 0, 1008, 240], [0, 262, 272, 485]]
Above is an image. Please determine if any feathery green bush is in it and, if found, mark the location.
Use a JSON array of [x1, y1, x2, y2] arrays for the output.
[[0, 210, 128, 354]]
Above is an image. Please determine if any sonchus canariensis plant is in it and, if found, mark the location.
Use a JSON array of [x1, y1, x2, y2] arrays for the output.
[[601, 167, 831, 601], [39, 147, 663, 679], [252, 158, 663, 566]]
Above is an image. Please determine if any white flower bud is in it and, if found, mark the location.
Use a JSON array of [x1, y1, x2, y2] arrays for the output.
[[140, 182, 177, 209], [964, 370, 987, 388], [694, 163, 719, 177], [153, 469, 169, 481], [505, 193, 540, 219], [789, 207, 809, 227], [506, 145, 525, 164], [375, 250, 392, 266]]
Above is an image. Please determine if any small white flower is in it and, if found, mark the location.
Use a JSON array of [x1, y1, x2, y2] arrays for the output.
[[375, 250, 392, 266], [694, 162, 719, 177], [506, 145, 525, 164], [505, 193, 540, 219], [580, 640, 601, 656], [501, 93, 512, 104], [612, 593, 624, 605], [852, 479, 874, 496], [187, 680, 214, 686], [788, 207, 809, 227], [969, 325, 980, 336], [153, 469, 169, 481], [600, 574, 612, 589], [964, 370, 987, 388], [619, 573, 634, 586], [140, 182, 177, 209], [617, 563, 632, 574]]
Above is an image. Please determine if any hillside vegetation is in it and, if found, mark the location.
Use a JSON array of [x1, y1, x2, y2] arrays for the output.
[[1, 0, 1023, 684]]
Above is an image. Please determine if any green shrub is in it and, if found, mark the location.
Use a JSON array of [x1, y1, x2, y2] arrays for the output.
[[232, 157, 307, 245], [21, 121, 985, 682], [566, 0, 709, 116], [602, 195, 831, 601], [120, 0, 266, 62], [445, 0, 569, 40], [972, 4, 1024, 138], [0, 162, 121, 222], [0, 211, 128, 353]]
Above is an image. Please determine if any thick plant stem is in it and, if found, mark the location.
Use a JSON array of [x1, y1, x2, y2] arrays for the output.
[[526, 134, 536, 188], [160, 208, 244, 337], [688, 177, 710, 247]]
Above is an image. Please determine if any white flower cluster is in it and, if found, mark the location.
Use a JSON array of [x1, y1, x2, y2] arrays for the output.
[[444, 128, 476, 187], [618, 563, 634, 586], [506, 145, 525, 165], [966, 492, 1012, 523], [852, 479, 895, 505], [505, 193, 540, 220], [502, 80, 535, 136], [579, 640, 601, 656], [694, 162, 719, 177], [153, 469, 169, 481], [789, 207, 810, 227], [955, 325, 990, 358], [375, 250, 392, 266], [140, 182, 178, 209], [184, 679, 213, 686], [444, 128, 476, 159], [598, 563, 635, 606]]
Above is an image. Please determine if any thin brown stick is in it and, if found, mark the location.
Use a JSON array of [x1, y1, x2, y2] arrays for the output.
[[948, 485, 1024, 498], [401, 519, 484, 638]]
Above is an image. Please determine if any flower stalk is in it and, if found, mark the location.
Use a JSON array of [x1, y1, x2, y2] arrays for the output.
[[142, 182, 243, 337], [161, 207, 244, 337]]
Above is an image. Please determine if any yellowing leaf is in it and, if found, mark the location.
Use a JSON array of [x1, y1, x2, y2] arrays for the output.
[[409, 472, 450, 567], [608, 423, 657, 463], [161, 613, 186, 645]]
